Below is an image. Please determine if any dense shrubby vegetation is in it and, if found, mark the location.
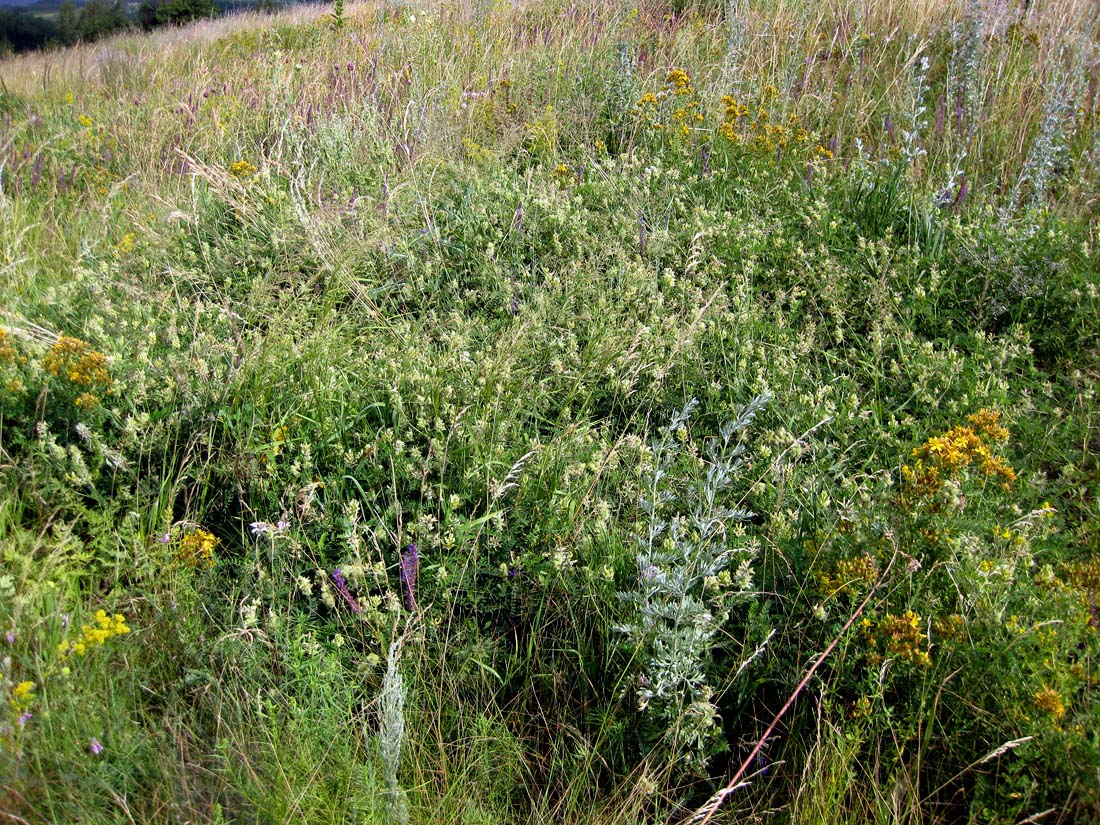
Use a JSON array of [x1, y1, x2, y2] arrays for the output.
[[1, 0, 1098, 822]]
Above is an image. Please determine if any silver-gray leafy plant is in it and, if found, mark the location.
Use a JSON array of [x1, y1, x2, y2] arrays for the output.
[[618, 393, 770, 767], [1007, 39, 1091, 219], [379, 641, 409, 825]]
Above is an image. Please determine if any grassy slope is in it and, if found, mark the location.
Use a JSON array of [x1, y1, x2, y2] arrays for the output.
[[1, 0, 1099, 822]]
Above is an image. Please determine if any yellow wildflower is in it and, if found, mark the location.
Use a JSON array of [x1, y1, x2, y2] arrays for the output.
[[42, 337, 112, 409], [967, 408, 1009, 442], [59, 610, 130, 658], [666, 68, 692, 94], [0, 328, 16, 363], [902, 415, 1016, 504], [178, 528, 218, 567], [74, 392, 101, 412], [721, 95, 748, 120], [816, 554, 878, 598], [114, 232, 136, 257], [864, 610, 932, 667], [10, 680, 35, 710], [1033, 686, 1066, 720], [229, 160, 257, 178]]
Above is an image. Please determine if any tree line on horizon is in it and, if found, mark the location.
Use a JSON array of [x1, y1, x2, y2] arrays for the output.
[[0, 0, 284, 55]]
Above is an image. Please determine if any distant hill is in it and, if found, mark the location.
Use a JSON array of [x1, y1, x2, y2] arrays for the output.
[[2, 0, 317, 52], [0, 0, 81, 11]]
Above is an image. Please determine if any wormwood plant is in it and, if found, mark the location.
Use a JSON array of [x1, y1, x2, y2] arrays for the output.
[[618, 394, 770, 770], [379, 640, 409, 825], [899, 50, 930, 173], [722, 0, 749, 89], [1006, 48, 1082, 219], [949, 0, 985, 140], [606, 42, 638, 152]]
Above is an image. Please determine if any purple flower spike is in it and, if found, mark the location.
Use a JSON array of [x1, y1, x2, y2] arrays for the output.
[[17, 711, 32, 726], [953, 176, 968, 208], [89, 738, 104, 755], [400, 543, 419, 611], [5, 630, 14, 645], [331, 569, 362, 614]]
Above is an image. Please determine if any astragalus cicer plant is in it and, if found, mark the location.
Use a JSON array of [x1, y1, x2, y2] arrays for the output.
[[618, 393, 770, 768]]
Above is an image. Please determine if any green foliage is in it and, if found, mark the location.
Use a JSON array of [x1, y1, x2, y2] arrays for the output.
[[329, 0, 345, 30], [57, 0, 78, 45], [0, 8, 61, 54], [74, 0, 130, 42], [1, 1, 1099, 822]]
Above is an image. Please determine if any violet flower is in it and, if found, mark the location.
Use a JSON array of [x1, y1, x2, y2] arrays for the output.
[[331, 569, 362, 614]]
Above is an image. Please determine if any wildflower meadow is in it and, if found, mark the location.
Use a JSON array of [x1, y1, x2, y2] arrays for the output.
[[1, 0, 1099, 821]]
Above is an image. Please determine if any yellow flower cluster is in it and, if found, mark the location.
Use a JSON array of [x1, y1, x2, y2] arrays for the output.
[[1064, 558, 1100, 593], [717, 95, 748, 142], [816, 553, 878, 598], [0, 328, 16, 363], [229, 160, 257, 178], [1033, 685, 1066, 720], [666, 68, 692, 94], [863, 610, 932, 667], [900, 460, 942, 502], [636, 91, 660, 128], [967, 408, 1010, 442], [43, 336, 110, 387], [42, 336, 113, 410], [718, 92, 809, 152], [178, 528, 218, 567], [9, 680, 35, 712], [920, 427, 983, 474], [900, 410, 1017, 506], [636, 69, 704, 138], [114, 232, 136, 257], [58, 610, 130, 657], [721, 95, 749, 121], [672, 100, 705, 136], [932, 613, 966, 642]]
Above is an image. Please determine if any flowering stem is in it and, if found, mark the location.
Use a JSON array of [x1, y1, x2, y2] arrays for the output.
[[687, 550, 898, 825]]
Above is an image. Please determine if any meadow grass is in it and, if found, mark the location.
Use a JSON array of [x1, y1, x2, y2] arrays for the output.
[[1, 0, 1099, 822]]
